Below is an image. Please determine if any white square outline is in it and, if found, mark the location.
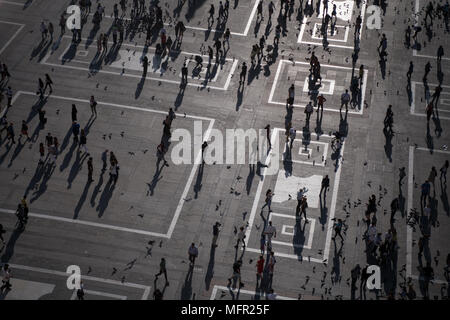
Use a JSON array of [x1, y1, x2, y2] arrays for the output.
[[412, 0, 450, 61], [46, 36, 238, 91], [0, 91, 215, 240], [311, 23, 349, 42], [282, 225, 295, 236], [282, 139, 329, 167], [302, 77, 336, 95], [297, 1, 366, 50], [410, 81, 450, 120], [268, 212, 316, 250], [407, 146, 449, 284], [268, 60, 368, 115], [244, 128, 345, 262]]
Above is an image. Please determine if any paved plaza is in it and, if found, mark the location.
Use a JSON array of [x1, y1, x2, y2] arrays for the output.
[[0, 0, 449, 301]]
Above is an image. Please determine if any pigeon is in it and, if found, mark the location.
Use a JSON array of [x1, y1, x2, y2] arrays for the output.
[[138, 214, 144, 218], [159, 241, 163, 247], [249, 259, 253, 264], [233, 226, 237, 234], [148, 240, 155, 246], [87, 266, 92, 274], [220, 291, 227, 299]]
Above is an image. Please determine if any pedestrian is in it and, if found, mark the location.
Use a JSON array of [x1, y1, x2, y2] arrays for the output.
[[300, 196, 308, 222], [332, 219, 344, 242], [223, 28, 231, 51], [109, 162, 118, 185], [437, 45, 444, 62], [239, 62, 247, 84], [426, 102, 434, 123], [90, 95, 97, 116], [201, 141, 208, 163], [440, 160, 449, 183], [19, 120, 29, 142], [256, 255, 264, 287], [142, 55, 148, 76], [305, 101, 314, 123], [317, 94, 326, 112], [262, 189, 273, 212], [1, 63, 11, 81], [264, 124, 271, 149], [6, 122, 15, 144], [420, 180, 431, 208], [79, 129, 88, 154], [289, 126, 296, 150], [188, 243, 198, 266], [71, 104, 77, 122], [38, 142, 45, 165], [390, 197, 399, 223], [44, 73, 53, 94], [181, 63, 188, 84], [40, 21, 48, 41], [59, 14, 66, 35], [350, 264, 361, 293], [212, 222, 220, 247], [72, 121, 80, 143], [87, 157, 94, 182], [287, 84, 295, 107], [360, 265, 368, 300], [157, 142, 168, 167], [340, 89, 351, 111], [0, 264, 12, 292], [268, 1, 275, 20], [76, 281, 85, 300], [235, 226, 246, 249], [320, 175, 330, 196], [6, 86, 12, 108], [428, 166, 437, 191], [263, 221, 276, 249], [227, 259, 244, 288], [384, 104, 394, 132], [155, 258, 169, 285]]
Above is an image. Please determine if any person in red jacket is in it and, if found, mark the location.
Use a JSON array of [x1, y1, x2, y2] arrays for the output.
[[256, 255, 265, 287]]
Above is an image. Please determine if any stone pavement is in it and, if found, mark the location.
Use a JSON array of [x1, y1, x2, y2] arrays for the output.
[[0, 0, 449, 300]]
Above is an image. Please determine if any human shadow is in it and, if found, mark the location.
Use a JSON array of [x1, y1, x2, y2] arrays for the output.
[[96, 178, 115, 217], [147, 161, 166, 196], [30, 163, 56, 203], [383, 127, 393, 162], [246, 164, 255, 195], [193, 162, 204, 199], [180, 264, 194, 300], [73, 179, 93, 219], [174, 83, 186, 110], [204, 245, 216, 291], [0, 227, 24, 264]]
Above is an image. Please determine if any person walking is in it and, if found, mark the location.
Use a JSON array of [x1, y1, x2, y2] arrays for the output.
[[320, 175, 330, 196], [19, 120, 30, 142], [37, 78, 45, 100], [239, 62, 247, 85], [256, 255, 265, 287], [420, 180, 431, 208], [212, 222, 220, 247], [154, 258, 169, 286], [235, 226, 246, 249], [428, 166, 437, 193], [317, 94, 326, 112], [48, 22, 54, 41], [6, 122, 15, 145], [305, 101, 314, 123], [287, 84, 295, 107], [90, 95, 97, 116], [188, 243, 198, 266], [76, 281, 85, 300], [267, 251, 276, 289], [40, 21, 48, 41], [340, 89, 351, 111], [5, 86, 13, 108], [109, 162, 118, 185], [263, 221, 276, 249], [157, 143, 168, 167], [87, 157, 94, 182], [71, 104, 77, 122], [142, 56, 148, 76], [44, 74, 53, 94], [181, 63, 188, 84], [264, 124, 271, 149], [72, 121, 80, 143], [262, 189, 273, 212], [332, 219, 344, 242], [300, 196, 309, 222]]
